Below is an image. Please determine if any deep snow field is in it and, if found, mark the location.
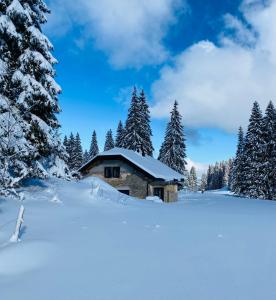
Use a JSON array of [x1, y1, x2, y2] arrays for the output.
[[0, 177, 276, 300]]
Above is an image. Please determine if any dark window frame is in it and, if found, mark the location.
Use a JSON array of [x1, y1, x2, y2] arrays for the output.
[[113, 167, 120, 178], [104, 166, 120, 178], [104, 167, 112, 178]]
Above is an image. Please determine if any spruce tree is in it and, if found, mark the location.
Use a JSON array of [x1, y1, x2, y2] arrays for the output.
[[67, 133, 75, 170], [243, 102, 265, 198], [0, 0, 69, 189], [89, 130, 99, 158], [200, 174, 207, 192], [72, 133, 83, 170], [83, 150, 90, 164], [262, 101, 276, 199], [104, 129, 114, 151], [115, 120, 125, 148], [158, 101, 187, 174], [138, 90, 154, 156], [124, 87, 144, 154], [188, 166, 198, 192], [232, 127, 246, 195]]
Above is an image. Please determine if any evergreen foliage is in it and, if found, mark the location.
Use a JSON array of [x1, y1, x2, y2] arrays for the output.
[[231, 101, 276, 200], [206, 160, 231, 190], [83, 150, 90, 164], [123, 87, 154, 156], [187, 166, 198, 192], [72, 133, 83, 170], [231, 127, 246, 194], [115, 120, 125, 148], [123, 87, 143, 153], [104, 129, 114, 151], [262, 101, 276, 199], [200, 174, 207, 191], [89, 130, 99, 159], [242, 102, 265, 198], [158, 101, 187, 174], [0, 0, 69, 194], [138, 90, 154, 156]]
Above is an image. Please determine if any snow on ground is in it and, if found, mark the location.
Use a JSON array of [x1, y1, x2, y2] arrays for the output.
[[0, 177, 276, 300]]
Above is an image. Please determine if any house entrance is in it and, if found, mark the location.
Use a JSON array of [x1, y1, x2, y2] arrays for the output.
[[153, 187, 164, 201]]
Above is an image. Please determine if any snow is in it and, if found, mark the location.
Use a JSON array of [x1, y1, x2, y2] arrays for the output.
[[82, 147, 184, 181], [0, 178, 276, 300]]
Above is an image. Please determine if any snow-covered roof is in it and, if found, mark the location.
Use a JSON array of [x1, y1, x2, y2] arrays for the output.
[[81, 147, 184, 181]]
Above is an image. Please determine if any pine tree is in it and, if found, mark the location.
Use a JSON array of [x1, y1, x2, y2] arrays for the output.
[[124, 87, 144, 154], [89, 130, 99, 159], [188, 166, 198, 192], [138, 90, 154, 156], [104, 129, 114, 151], [261, 101, 276, 200], [243, 102, 265, 198], [72, 133, 83, 170], [83, 150, 90, 164], [200, 174, 207, 192], [158, 101, 187, 174], [67, 133, 75, 170], [115, 120, 125, 148], [0, 0, 69, 191], [63, 135, 68, 149], [231, 127, 246, 194]]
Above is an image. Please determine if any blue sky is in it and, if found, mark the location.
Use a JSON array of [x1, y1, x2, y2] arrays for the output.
[[44, 0, 276, 171]]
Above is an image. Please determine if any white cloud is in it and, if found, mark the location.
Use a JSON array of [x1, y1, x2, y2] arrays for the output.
[[45, 0, 185, 68], [151, 0, 276, 132], [186, 158, 208, 177]]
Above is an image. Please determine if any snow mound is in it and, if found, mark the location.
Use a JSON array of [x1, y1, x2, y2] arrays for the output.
[[0, 241, 55, 275]]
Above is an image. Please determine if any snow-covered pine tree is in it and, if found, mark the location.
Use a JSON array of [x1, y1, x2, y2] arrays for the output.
[[83, 150, 90, 164], [72, 133, 83, 170], [66, 133, 75, 170], [63, 135, 68, 149], [231, 127, 246, 195], [89, 130, 99, 159], [0, 97, 34, 195], [115, 120, 125, 148], [242, 101, 265, 198], [261, 101, 276, 200], [138, 90, 154, 156], [123, 87, 144, 154], [0, 0, 69, 188], [104, 129, 114, 151], [158, 101, 187, 174], [200, 174, 207, 192], [188, 166, 198, 192]]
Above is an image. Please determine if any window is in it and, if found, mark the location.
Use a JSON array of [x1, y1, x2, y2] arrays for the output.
[[104, 167, 120, 178], [118, 189, 129, 195], [113, 167, 120, 178], [104, 167, 112, 178]]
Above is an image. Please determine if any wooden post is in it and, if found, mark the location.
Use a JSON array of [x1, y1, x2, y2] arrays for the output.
[[10, 205, 25, 243]]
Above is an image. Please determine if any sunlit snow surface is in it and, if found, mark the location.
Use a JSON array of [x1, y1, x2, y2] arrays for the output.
[[0, 177, 276, 300]]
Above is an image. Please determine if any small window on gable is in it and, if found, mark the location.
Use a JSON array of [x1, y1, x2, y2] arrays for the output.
[[113, 167, 120, 178], [104, 167, 112, 178]]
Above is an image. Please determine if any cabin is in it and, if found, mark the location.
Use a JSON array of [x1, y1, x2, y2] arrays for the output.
[[79, 148, 184, 202]]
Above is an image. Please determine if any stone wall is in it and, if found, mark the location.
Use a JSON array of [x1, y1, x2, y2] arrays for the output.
[[84, 159, 149, 199], [83, 158, 179, 202]]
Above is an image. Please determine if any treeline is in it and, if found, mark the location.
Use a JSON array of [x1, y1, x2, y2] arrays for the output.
[[184, 160, 232, 193], [230, 101, 276, 200], [65, 87, 187, 174], [205, 160, 233, 190]]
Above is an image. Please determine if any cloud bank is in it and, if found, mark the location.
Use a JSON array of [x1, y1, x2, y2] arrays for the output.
[[46, 0, 185, 68], [151, 0, 276, 132]]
